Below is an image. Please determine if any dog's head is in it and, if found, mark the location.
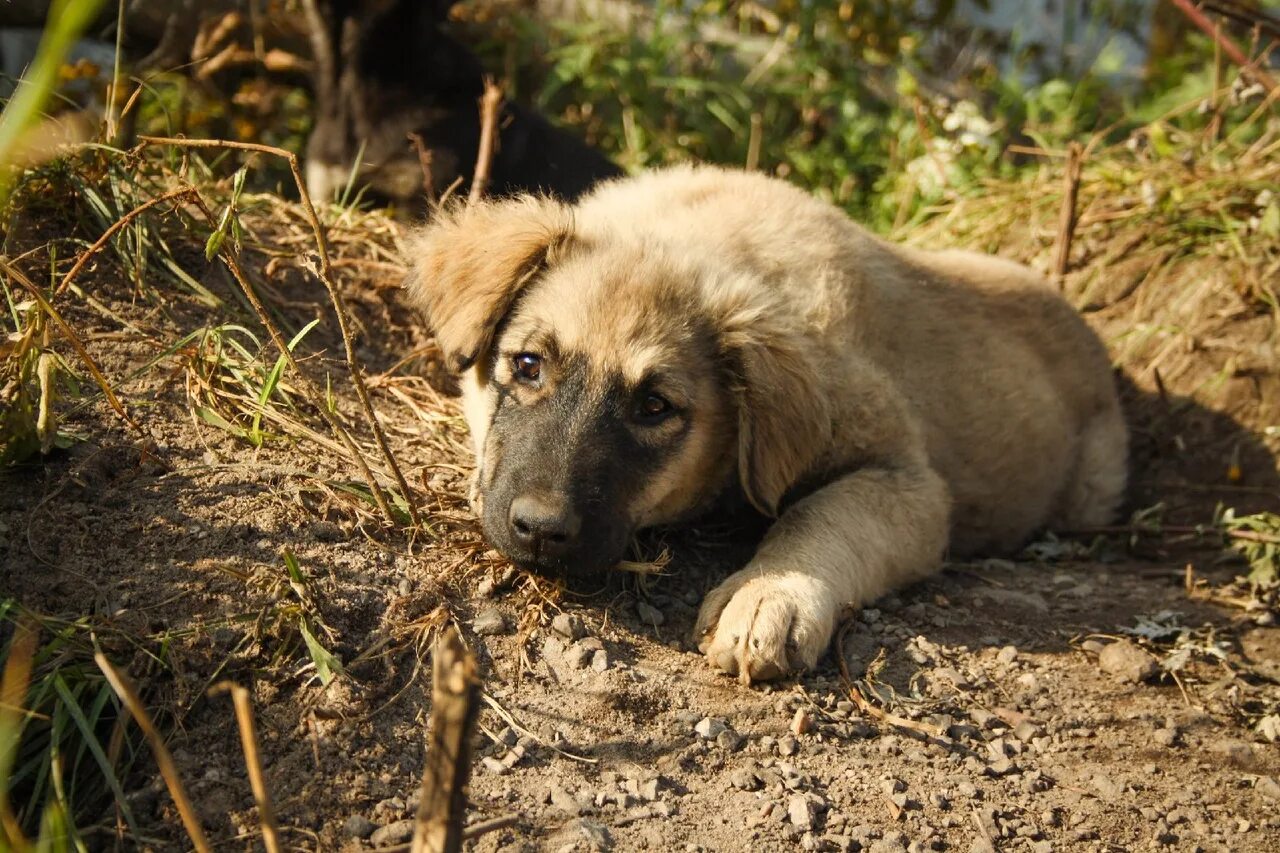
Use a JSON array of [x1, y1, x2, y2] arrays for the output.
[[404, 195, 830, 575]]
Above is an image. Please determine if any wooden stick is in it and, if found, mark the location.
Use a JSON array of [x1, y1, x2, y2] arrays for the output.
[[53, 186, 197, 297], [96, 654, 212, 853], [1169, 0, 1278, 92], [225, 684, 282, 853], [410, 628, 480, 853], [407, 132, 438, 207], [1052, 141, 1083, 287], [745, 112, 763, 172], [469, 79, 504, 205], [0, 617, 38, 853]]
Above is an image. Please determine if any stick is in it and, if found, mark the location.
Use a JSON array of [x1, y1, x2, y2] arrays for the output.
[[1052, 141, 1083, 286], [54, 186, 197, 297], [220, 683, 282, 853], [1, 259, 141, 435], [0, 618, 38, 853], [407, 132, 438, 207], [745, 112, 763, 172], [469, 79, 504, 205], [1058, 523, 1280, 545], [1168, 0, 1278, 92], [834, 621, 945, 740], [96, 654, 212, 853], [136, 136, 422, 529], [410, 628, 480, 853]]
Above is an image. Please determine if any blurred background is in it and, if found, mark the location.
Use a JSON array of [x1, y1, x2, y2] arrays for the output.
[[0, 0, 1276, 226]]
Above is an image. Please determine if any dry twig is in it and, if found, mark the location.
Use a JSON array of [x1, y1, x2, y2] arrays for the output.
[[214, 683, 282, 853], [96, 654, 212, 853], [469, 79, 504, 206], [410, 627, 480, 853]]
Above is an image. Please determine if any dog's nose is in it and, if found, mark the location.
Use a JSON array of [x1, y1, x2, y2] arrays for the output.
[[508, 494, 581, 558]]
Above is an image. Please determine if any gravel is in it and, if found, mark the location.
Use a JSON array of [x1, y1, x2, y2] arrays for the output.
[[342, 815, 377, 839], [695, 717, 730, 739]]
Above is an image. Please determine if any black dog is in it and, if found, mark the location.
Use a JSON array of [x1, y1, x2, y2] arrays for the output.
[[301, 0, 621, 206]]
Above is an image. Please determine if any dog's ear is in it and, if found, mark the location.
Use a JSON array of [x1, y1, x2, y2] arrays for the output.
[[402, 196, 574, 371], [720, 315, 832, 517]]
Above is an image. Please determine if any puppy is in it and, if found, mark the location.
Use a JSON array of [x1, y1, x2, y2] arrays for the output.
[[403, 165, 1127, 683]]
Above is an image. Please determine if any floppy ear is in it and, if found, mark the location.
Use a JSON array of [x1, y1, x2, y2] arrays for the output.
[[402, 196, 574, 371], [723, 326, 832, 517]]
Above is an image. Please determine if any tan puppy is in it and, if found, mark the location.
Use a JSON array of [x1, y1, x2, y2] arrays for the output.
[[403, 165, 1127, 683]]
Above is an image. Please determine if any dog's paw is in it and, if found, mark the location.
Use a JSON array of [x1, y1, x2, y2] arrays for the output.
[[694, 569, 838, 684]]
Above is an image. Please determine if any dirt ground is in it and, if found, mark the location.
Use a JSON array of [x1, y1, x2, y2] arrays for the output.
[[2, 176, 1279, 852]]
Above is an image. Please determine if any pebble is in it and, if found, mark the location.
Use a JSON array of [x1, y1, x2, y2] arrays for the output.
[[472, 608, 506, 636], [1154, 727, 1179, 747], [788, 795, 816, 831], [996, 645, 1018, 664], [552, 612, 585, 640], [792, 707, 814, 736], [778, 735, 800, 756], [591, 649, 609, 671], [550, 784, 585, 815], [1098, 639, 1159, 683], [576, 818, 612, 849], [481, 756, 508, 775], [730, 769, 762, 790], [716, 729, 745, 751], [369, 819, 414, 847], [568, 638, 604, 669], [694, 717, 730, 740], [1257, 776, 1280, 801], [343, 815, 377, 839], [636, 601, 665, 626]]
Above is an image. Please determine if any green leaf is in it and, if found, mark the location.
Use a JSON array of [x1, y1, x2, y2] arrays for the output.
[[298, 618, 343, 686], [203, 228, 225, 261]]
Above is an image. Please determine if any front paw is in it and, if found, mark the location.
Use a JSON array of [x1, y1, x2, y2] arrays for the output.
[[694, 569, 838, 684]]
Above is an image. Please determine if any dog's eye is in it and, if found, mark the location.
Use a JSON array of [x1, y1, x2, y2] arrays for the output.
[[512, 353, 542, 383], [635, 392, 674, 424]]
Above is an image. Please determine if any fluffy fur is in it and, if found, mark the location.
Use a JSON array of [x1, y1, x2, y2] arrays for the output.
[[403, 165, 1127, 683]]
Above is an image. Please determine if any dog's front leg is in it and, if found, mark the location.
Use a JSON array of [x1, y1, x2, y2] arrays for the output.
[[695, 462, 950, 683]]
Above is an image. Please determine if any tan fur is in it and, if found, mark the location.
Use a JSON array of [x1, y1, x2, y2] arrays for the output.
[[404, 165, 1127, 683]]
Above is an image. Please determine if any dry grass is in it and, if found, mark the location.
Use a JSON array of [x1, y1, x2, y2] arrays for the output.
[[897, 94, 1280, 450]]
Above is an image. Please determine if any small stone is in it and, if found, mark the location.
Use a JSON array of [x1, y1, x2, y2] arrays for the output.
[[929, 792, 950, 810], [576, 818, 612, 849], [481, 756, 509, 775], [636, 601, 665, 626], [792, 708, 814, 736], [694, 717, 730, 739], [778, 735, 800, 756], [1256, 776, 1280, 801], [716, 729, 745, 751], [343, 815, 377, 839], [591, 649, 609, 671], [788, 795, 816, 830], [730, 769, 762, 790], [1098, 640, 1159, 683], [637, 778, 660, 801], [1154, 727, 1178, 747], [882, 778, 906, 795], [369, 819, 414, 847], [1013, 721, 1042, 741], [552, 612, 585, 640], [996, 645, 1018, 664], [472, 608, 506, 636], [550, 785, 584, 815]]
